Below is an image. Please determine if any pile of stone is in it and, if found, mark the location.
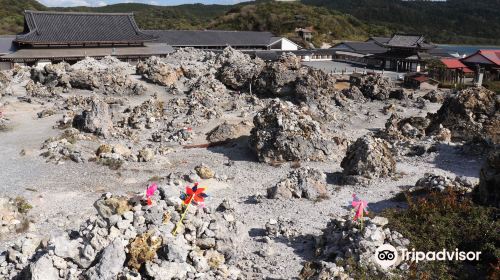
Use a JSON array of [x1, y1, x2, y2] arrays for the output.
[[40, 128, 91, 164], [0, 112, 10, 131], [267, 167, 327, 200], [136, 56, 184, 87], [427, 87, 499, 145], [478, 150, 500, 207], [294, 67, 345, 121], [0, 197, 32, 237], [423, 90, 447, 103], [249, 99, 334, 163], [350, 74, 395, 100], [410, 173, 475, 193], [0, 188, 242, 280], [30, 56, 145, 96], [216, 47, 265, 90], [252, 53, 303, 97], [378, 114, 447, 158], [300, 216, 410, 279], [0, 71, 12, 98], [340, 134, 396, 183]]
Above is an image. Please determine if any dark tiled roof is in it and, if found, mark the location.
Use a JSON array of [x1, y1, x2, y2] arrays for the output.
[[332, 41, 387, 55], [384, 34, 435, 49], [0, 35, 16, 54], [369, 37, 391, 44], [144, 30, 275, 47], [16, 10, 156, 45]]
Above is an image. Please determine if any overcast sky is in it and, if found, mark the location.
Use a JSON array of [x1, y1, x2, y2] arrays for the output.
[[37, 0, 248, 6]]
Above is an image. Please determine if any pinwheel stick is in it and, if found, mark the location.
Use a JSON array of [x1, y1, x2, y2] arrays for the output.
[[172, 196, 194, 236]]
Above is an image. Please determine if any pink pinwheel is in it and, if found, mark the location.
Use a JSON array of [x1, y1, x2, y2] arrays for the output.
[[146, 183, 158, 206], [351, 194, 369, 222]]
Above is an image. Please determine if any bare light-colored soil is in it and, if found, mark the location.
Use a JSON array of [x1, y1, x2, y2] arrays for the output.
[[0, 70, 484, 279]]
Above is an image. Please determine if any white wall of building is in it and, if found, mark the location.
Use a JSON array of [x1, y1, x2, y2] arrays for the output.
[[269, 38, 299, 51]]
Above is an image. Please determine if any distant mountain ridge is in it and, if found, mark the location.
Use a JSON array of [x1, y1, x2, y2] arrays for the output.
[[302, 0, 500, 45]]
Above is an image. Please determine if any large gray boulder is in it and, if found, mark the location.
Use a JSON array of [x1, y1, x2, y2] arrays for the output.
[[74, 98, 113, 137], [86, 238, 126, 280], [30, 255, 60, 280]]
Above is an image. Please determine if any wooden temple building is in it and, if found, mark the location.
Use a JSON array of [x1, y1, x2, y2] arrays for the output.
[[0, 10, 174, 67], [0, 10, 300, 68], [331, 34, 456, 72]]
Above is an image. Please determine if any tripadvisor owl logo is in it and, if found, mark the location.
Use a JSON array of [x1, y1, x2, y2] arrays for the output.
[[375, 244, 398, 269]]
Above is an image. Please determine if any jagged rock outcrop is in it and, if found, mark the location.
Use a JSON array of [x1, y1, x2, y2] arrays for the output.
[[136, 56, 184, 87], [216, 47, 265, 90], [252, 53, 304, 96], [249, 100, 333, 163], [350, 74, 394, 100], [427, 87, 499, 145], [74, 98, 113, 137], [341, 134, 396, 181]]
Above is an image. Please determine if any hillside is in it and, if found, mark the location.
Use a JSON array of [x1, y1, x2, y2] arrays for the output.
[[207, 1, 389, 46], [0, 0, 498, 46], [0, 0, 45, 34], [56, 3, 235, 31], [302, 0, 500, 45]]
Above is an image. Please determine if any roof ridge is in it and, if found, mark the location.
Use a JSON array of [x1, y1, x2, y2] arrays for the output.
[[145, 29, 274, 33], [24, 10, 134, 16]]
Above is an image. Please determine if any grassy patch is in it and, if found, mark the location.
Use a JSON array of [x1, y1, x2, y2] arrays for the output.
[[381, 190, 500, 280], [14, 196, 32, 214]]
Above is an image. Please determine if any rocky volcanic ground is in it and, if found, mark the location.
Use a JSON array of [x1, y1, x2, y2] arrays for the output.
[[0, 48, 497, 280]]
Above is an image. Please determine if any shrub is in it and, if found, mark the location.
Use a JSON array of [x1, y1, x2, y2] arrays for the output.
[[382, 190, 500, 280]]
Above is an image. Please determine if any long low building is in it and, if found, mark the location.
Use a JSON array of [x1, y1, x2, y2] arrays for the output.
[[0, 10, 301, 68], [144, 30, 299, 51]]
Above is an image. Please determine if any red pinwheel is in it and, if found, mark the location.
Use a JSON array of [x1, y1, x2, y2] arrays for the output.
[[173, 183, 209, 235], [181, 183, 208, 207]]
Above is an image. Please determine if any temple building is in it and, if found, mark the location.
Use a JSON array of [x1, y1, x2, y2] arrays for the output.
[[331, 34, 456, 72], [1, 10, 174, 66], [0, 10, 300, 68]]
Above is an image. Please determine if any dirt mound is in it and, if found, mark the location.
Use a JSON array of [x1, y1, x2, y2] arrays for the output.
[[427, 87, 499, 145], [341, 134, 396, 181], [249, 99, 334, 163]]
